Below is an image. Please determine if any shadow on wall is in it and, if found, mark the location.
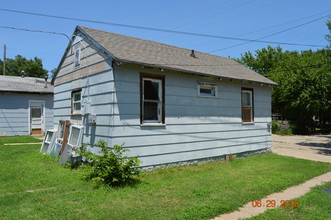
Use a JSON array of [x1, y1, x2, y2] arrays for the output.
[[0, 109, 17, 136], [83, 115, 96, 147]]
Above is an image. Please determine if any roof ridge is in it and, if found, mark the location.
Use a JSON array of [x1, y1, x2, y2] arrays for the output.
[[73, 26, 277, 86], [79, 26, 232, 60]]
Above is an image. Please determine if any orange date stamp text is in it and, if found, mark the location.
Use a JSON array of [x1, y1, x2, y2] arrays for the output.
[[251, 200, 300, 208]]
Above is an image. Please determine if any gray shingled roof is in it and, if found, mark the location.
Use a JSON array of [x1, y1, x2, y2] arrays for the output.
[[78, 26, 277, 86], [0, 75, 53, 94]]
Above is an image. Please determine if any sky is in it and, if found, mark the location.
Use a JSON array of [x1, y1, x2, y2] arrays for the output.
[[0, 0, 330, 76]]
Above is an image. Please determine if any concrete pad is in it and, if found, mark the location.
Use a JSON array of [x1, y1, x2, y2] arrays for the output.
[[272, 134, 331, 163]]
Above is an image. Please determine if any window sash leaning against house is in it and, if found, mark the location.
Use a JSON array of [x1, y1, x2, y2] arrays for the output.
[[140, 74, 165, 124], [241, 88, 254, 123]]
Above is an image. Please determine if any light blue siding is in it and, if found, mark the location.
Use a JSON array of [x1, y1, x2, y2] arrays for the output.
[[0, 94, 53, 136], [54, 40, 272, 167]]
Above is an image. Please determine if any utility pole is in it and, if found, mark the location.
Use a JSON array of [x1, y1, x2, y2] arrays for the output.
[[3, 44, 6, 75]]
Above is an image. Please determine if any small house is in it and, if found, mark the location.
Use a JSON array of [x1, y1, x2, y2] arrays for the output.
[[52, 26, 277, 167], [0, 75, 53, 136]]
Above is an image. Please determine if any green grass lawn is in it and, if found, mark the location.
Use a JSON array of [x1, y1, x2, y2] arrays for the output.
[[0, 136, 42, 145], [1, 136, 331, 219], [250, 181, 331, 220]]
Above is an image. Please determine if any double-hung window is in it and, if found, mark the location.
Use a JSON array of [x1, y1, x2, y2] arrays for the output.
[[71, 90, 82, 114], [241, 88, 254, 123], [140, 74, 165, 124]]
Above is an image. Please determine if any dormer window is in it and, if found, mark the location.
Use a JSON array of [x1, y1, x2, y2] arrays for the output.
[[74, 47, 81, 67]]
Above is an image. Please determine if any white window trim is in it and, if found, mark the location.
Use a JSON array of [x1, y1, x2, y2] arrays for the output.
[[198, 82, 218, 98], [72, 90, 82, 115], [67, 125, 84, 147], [142, 77, 163, 124], [242, 89, 254, 124], [40, 130, 57, 153]]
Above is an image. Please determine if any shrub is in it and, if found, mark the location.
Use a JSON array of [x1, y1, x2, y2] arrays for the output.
[[272, 120, 280, 133], [272, 120, 293, 135], [80, 140, 141, 187]]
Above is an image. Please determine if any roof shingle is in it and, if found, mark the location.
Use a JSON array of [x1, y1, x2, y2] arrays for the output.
[[79, 26, 277, 86], [0, 75, 53, 94]]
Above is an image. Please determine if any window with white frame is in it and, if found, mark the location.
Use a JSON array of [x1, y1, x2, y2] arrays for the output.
[[71, 90, 82, 114], [68, 126, 83, 146], [241, 88, 254, 123], [74, 47, 81, 67], [198, 82, 217, 97], [140, 74, 165, 124]]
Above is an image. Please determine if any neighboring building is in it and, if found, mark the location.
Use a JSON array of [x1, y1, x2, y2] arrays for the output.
[[0, 75, 53, 136], [52, 26, 277, 167]]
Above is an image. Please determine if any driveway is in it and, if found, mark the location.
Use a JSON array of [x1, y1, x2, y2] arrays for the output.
[[272, 134, 331, 163]]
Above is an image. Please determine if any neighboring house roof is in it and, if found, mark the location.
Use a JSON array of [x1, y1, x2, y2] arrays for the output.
[[53, 26, 277, 86], [0, 75, 53, 94]]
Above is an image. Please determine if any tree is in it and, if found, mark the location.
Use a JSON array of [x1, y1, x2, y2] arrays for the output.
[[236, 17, 331, 134], [0, 55, 48, 78], [326, 18, 331, 47], [235, 46, 284, 77], [236, 47, 331, 134], [49, 67, 58, 80]]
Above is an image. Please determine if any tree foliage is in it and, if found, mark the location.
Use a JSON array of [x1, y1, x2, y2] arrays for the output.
[[0, 55, 48, 78], [326, 18, 331, 47], [236, 18, 331, 134], [236, 48, 331, 134]]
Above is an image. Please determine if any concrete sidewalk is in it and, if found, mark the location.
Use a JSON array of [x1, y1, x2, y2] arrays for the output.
[[213, 171, 331, 220], [213, 134, 331, 220]]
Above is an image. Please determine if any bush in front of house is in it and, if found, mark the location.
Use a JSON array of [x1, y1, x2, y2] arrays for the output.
[[80, 140, 141, 187]]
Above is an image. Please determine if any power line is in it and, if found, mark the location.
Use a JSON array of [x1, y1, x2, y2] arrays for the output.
[[0, 25, 70, 41], [0, 8, 325, 48], [209, 13, 331, 53], [189, 10, 331, 49], [265, 62, 331, 75]]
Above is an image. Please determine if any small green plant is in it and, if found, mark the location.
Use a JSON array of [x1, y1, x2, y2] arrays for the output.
[[272, 120, 280, 133], [80, 140, 141, 187], [272, 120, 293, 135]]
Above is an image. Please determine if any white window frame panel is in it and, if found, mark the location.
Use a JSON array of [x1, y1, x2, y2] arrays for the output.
[[57, 121, 65, 140], [142, 78, 163, 124], [198, 82, 217, 97], [40, 130, 57, 154], [50, 121, 69, 157], [67, 125, 84, 148], [74, 47, 81, 67], [72, 90, 82, 115]]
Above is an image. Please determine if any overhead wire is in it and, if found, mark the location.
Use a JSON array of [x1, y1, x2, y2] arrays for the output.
[[265, 62, 331, 75], [0, 8, 325, 48], [189, 10, 331, 49], [0, 25, 70, 41], [208, 13, 331, 53]]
